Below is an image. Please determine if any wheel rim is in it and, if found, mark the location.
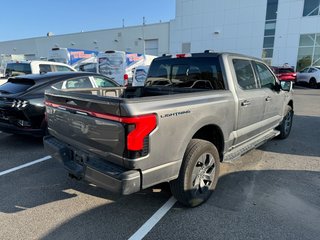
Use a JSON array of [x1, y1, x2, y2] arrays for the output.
[[191, 153, 216, 195], [284, 111, 292, 135], [310, 79, 317, 88]]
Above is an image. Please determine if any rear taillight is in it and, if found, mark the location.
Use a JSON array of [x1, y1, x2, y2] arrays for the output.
[[124, 74, 129, 86], [122, 114, 157, 151]]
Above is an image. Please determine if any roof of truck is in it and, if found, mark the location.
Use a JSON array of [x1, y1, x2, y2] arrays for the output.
[[155, 51, 261, 61]]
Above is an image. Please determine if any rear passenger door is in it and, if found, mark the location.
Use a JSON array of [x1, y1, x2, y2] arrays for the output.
[[253, 61, 285, 130], [232, 59, 267, 145]]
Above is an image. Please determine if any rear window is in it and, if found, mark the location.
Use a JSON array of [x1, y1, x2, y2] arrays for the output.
[[5, 63, 31, 77], [278, 68, 294, 73], [146, 57, 225, 90], [0, 79, 34, 94]]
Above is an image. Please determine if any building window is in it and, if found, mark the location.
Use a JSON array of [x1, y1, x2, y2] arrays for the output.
[[262, 0, 279, 65], [145, 39, 159, 56], [266, 0, 279, 20], [297, 33, 320, 71], [264, 21, 276, 36], [263, 36, 275, 48], [262, 49, 274, 58], [303, 0, 320, 16]]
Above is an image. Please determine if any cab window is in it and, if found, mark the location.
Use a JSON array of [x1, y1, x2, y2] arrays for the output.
[[78, 63, 97, 73], [55, 65, 74, 72], [254, 62, 276, 89], [146, 57, 225, 90], [5, 63, 32, 77], [233, 59, 258, 90], [39, 64, 53, 74]]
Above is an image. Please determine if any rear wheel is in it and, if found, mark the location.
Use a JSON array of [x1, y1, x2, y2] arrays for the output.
[[309, 78, 317, 89], [277, 106, 293, 139], [170, 139, 220, 207]]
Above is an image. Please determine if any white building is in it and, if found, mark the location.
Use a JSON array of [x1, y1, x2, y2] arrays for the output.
[[0, 23, 170, 59], [171, 0, 320, 70], [1, 0, 320, 70]]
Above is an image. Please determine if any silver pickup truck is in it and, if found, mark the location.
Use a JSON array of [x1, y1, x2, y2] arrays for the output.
[[44, 52, 293, 207]]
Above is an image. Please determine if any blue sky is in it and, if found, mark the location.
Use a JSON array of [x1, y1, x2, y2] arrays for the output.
[[0, 0, 175, 42]]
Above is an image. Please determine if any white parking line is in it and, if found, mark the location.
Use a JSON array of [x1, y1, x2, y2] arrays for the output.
[[128, 196, 177, 240], [0, 155, 52, 177]]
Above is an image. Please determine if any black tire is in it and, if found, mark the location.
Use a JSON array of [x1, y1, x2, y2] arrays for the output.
[[170, 139, 220, 207], [309, 78, 317, 89], [277, 106, 293, 139]]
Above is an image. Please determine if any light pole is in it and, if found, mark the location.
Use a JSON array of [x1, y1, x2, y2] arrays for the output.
[[142, 17, 146, 55]]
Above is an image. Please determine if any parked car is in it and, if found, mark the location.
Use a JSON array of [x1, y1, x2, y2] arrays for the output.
[[44, 51, 293, 207], [271, 66, 296, 82], [296, 66, 320, 88], [0, 72, 119, 136], [5, 60, 76, 77], [0, 60, 77, 86]]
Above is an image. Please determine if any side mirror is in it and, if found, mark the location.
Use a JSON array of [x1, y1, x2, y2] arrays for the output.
[[280, 81, 292, 92], [274, 81, 281, 92]]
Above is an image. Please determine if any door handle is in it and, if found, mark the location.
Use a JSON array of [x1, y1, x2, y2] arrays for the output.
[[241, 100, 251, 106], [265, 96, 271, 102]]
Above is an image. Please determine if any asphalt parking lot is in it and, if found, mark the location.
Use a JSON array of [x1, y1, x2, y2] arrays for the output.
[[0, 87, 319, 240]]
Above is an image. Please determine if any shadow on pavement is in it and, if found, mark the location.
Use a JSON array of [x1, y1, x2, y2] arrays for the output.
[[0, 133, 43, 149], [38, 169, 320, 240], [260, 115, 320, 157]]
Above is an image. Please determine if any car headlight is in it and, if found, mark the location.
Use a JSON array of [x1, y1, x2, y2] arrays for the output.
[[11, 99, 29, 109]]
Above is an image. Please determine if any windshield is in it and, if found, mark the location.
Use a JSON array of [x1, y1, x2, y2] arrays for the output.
[[146, 57, 225, 90], [0, 79, 34, 94], [5, 63, 31, 77]]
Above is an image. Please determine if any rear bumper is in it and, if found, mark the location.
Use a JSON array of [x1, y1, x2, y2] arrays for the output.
[[44, 135, 141, 195], [278, 77, 296, 82]]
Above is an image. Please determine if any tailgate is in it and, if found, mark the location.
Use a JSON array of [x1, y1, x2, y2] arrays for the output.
[[45, 90, 126, 160]]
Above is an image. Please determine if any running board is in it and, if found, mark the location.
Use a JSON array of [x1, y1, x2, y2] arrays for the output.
[[223, 129, 280, 162]]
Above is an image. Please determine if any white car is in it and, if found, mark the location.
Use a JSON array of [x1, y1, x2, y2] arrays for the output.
[[1, 60, 76, 85], [296, 66, 320, 88]]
